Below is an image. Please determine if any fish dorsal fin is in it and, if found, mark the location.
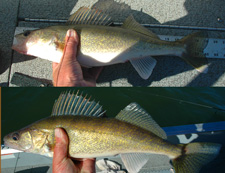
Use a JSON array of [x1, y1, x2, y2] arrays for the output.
[[51, 91, 105, 117], [67, 7, 112, 26], [116, 103, 167, 139], [130, 56, 157, 79], [120, 153, 149, 173], [122, 15, 160, 39]]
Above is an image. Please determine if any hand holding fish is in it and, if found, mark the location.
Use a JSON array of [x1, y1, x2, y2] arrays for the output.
[[53, 128, 96, 173], [52, 29, 102, 87]]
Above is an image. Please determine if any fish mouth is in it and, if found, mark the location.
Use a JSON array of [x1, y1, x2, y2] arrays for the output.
[[3, 136, 23, 151], [12, 45, 27, 54], [3, 140, 26, 152], [3, 140, 12, 149], [12, 37, 28, 54], [3, 136, 13, 148]]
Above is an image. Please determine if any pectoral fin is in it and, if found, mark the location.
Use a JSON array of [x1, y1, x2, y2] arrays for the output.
[[130, 56, 157, 79]]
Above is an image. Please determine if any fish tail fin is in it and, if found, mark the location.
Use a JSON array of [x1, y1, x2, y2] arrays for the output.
[[172, 142, 221, 173], [179, 32, 209, 73]]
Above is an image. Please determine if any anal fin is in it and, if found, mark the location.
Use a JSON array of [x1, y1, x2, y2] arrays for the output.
[[120, 153, 149, 173], [130, 56, 157, 79]]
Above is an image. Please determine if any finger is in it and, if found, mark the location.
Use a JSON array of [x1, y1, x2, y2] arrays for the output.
[[52, 29, 78, 72], [71, 158, 96, 172], [53, 30, 82, 86], [53, 128, 68, 165], [62, 29, 79, 63], [52, 62, 59, 70], [81, 158, 96, 171], [89, 67, 103, 80]]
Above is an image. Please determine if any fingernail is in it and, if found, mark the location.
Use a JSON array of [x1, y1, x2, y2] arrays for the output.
[[55, 128, 61, 138], [67, 29, 75, 39]]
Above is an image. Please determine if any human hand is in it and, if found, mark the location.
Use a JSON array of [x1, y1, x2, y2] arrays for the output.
[[52, 29, 102, 87], [53, 128, 96, 173]]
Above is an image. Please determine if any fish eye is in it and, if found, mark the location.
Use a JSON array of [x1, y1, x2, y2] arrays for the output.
[[23, 30, 31, 37], [12, 133, 19, 141]]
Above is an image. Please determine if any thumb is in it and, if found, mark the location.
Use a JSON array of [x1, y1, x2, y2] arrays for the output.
[[62, 29, 79, 64], [53, 128, 69, 166], [53, 128, 78, 173], [53, 29, 82, 86]]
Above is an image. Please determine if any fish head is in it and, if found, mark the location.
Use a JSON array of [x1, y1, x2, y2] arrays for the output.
[[4, 127, 33, 152], [12, 29, 40, 54], [12, 28, 65, 62], [4, 126, 55, 156]]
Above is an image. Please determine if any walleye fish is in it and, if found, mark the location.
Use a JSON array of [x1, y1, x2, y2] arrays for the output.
[[4, 91, 221, 173], [12, 7, 209, 79]]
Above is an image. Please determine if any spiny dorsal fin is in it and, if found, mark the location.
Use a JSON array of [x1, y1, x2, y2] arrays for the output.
[[67, 7, 112, 26], [116, 103, 167, 139], [51, 90, 105, 117], [122, 15, 160, 39]]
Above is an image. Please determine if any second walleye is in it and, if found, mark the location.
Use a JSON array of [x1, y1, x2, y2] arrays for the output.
[[12, 7, 209, 79], [4, 91, 221, 173]]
